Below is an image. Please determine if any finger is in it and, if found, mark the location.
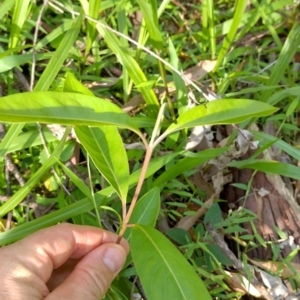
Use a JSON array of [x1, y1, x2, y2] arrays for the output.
[[46, 243, 127, 300], [46, 258, 79, 291], [2, 223, 129, 284]]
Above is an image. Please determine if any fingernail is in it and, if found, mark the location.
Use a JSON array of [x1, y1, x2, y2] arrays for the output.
[[103, 246, 125, 273]]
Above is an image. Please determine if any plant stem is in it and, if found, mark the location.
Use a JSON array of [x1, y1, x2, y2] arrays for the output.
[[117, 146, 153, 242]]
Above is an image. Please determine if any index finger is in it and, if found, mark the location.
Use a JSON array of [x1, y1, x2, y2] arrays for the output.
[[2, 223, 129, 283]]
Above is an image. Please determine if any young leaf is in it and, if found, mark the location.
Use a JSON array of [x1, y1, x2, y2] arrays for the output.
[[0, 92, 141, 135], [165, 99, 277, 135], [75, 125, 129, 202], [128, 187, 160, 227], [131, 224, 212, 300], [124, 187, 160, 240]]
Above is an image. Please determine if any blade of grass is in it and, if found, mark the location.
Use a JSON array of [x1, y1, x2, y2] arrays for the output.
[[0, 124, 24, 158], [3, 129, 57, 155], [9, 0, 31, 49], [229, 159, 300, 180], [0, 127, 71, 218], [0, 0, 16, 20], [35, 19, 74, 50], [251, 131, 300, 161], [96, 21, 159, 114], [260, 23, 300, 103], [213, 0, 247, 71], [0, 53, 53, 73], [78, 3, 159, 114], [34, 11, 84, 91], [117, 8, 130, 102], [136, 0, 162, 48], [206, 0, 216, 59], [85, 0, 101, 55], [201, 0, 209, 51], [252, 0, 282, 49]]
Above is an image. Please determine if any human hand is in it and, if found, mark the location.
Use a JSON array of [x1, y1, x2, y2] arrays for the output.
[[0, 223, 129, 300]]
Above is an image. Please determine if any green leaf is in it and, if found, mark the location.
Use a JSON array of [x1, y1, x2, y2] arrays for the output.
[[214, 0, 247, 71], [168, 39, 186, 104], [85, 0, 102, 55], [2, 129, 57, 155], [63, 72, 94, 96], [0, 0, 16, 22], [0, 193, 107, 245], [0, 124, 24, 158], [129, 187, 160, 226], [0, 127, 71, 218], [95, 22, 159, 114], [252, 131, 300, 161], [124, 187, 160, 240], [56, 159, 93, 201], [0, 13, 81, 166], [0, 152, 179, 245], [0, 53, 53, 73], [78, 4, 159, 113], [75, 125, 129, 202], [0, 45, 32, 59], [228, 159, 300, 180], [260, 24, 300, 103], [166, 99, 277, 135], [34, 12, 84, 91], [204, 203, 223, 225], [131, 225, 211, 300], [153, 147, 228, 186], [136, 0, 162, 48], [205, 0, 216, 57], [166, 228, 192, 245], [207, 244, 232, 267], [35, 19, 74, 50], [9, 0, 31, 48], [0, 92, 140, 135], [252, 0, 282, 49]]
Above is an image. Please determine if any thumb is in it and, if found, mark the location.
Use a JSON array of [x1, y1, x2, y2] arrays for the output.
[[46, 243, 127, 300]]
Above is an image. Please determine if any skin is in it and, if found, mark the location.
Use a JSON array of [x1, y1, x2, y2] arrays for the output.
[[0, 223, 129, 300]]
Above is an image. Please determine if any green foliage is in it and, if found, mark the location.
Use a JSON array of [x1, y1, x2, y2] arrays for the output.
[[0, 0, 299, 299], [131, 224, 212, 300], [75, 125, 130, 202]]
